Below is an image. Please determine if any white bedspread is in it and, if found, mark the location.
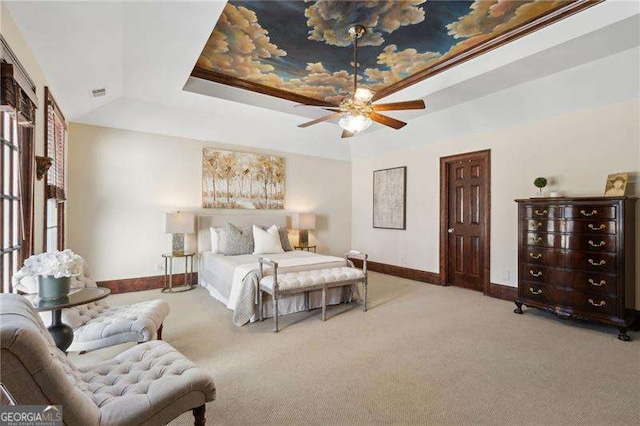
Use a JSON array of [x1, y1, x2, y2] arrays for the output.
[[200, 251, 350, 325]]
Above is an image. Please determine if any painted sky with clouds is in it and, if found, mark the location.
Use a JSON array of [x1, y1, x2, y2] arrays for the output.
[[196, 0, 566, 104]]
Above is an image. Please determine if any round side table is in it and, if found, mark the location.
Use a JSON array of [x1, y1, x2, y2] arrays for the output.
[[29, 287, 111, 353], [162, 252, 197, 293]]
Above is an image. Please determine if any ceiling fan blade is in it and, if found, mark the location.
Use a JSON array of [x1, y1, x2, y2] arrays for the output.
[[373, 100, 425, 111], [293, 103, 340, 110], [370, 112, 407, 130], [370, 91, 387, 103], [298, 112, 343, 128], [293, 104, 341, 113], [341, 129, 354, 139]]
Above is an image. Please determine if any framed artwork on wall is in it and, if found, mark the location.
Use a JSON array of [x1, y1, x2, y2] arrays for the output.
[[202, 148, 285, 209], [373, 166, 407, 230], [603, 173, 628, 197]]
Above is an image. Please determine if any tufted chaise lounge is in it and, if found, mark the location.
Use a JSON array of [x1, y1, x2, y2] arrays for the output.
[[13, 259, 170, 353], [0, 293, 215, 425]]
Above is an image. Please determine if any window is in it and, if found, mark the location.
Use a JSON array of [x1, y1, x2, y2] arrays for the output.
[[44, 87, 66, 252], [1, 111, 21, 292], [1, 37, 37, 292]]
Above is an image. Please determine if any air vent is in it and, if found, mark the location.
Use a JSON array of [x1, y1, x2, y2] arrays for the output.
[[91, 88, 106, 98]]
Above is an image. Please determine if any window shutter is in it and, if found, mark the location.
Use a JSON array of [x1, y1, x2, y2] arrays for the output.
[[46, 90, 66, 200], [0, 63, 36, 127], [0, 63, 19, 109]]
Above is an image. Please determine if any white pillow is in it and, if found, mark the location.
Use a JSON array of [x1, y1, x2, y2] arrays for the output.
[[252, 224, 284, 255], [209, 227, 226, 254]]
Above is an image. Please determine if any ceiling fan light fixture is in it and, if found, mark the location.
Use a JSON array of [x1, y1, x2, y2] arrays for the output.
[[297, 23, 420, 135], [354, 87, 374, 102], [339, 113, 372, 134]]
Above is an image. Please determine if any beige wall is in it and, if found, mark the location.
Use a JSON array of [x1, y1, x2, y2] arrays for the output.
[[1, 3, 51, 255], [67, 123, 352, 281], [352, 99, 640, 305]]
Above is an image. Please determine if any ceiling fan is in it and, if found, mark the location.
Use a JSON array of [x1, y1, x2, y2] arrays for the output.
[[297, 25, 426, 139]]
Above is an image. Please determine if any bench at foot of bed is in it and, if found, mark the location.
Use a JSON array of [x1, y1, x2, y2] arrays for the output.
[[258, 252, 368, 332]]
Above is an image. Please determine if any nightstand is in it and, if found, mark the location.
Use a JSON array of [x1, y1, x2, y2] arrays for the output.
[[162, 252, 196, 293], [294, 245, 317, 253]]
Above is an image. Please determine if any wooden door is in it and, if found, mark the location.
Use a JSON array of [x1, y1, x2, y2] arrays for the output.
[[440, 150, 490, 292]]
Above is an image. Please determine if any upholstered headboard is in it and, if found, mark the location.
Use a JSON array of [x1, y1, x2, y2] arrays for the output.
[[196, 212, 288, 254]]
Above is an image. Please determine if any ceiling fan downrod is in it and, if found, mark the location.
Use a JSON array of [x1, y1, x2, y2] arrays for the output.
[[348, 25, 366, 97]]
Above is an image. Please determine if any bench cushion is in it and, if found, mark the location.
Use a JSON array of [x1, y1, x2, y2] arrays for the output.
[[260, 267, 365, 291]]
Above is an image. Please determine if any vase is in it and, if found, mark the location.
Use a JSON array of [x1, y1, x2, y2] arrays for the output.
[[37, 276, 71, 301]]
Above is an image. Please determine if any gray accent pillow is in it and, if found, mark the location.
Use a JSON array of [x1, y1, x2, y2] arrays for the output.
[[279, 228, 293, 252], [222, 223, 254, 256]]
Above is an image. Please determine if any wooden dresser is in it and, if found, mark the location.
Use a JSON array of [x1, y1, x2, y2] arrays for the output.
[[514, 197, 637, 340]]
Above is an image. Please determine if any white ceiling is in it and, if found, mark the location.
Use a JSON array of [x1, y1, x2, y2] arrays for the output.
[[5, 0, 640, 161]]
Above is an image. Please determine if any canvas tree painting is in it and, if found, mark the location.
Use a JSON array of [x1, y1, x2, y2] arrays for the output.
[[202, 148, 285, 209]]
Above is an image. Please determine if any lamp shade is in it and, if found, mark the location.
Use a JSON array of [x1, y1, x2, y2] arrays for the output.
[[165, 212, 195, 234], [292, 213, 316, 230]]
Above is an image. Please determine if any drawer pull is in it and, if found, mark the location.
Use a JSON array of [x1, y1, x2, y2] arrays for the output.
[[534, 209, 548, 216], [532, 237, 543, 243], [529, 253, 543, 260], [588, 224, 606, 231], [588, 278, 606, 287], [533, 222, 544, 229], [588, 259, 606, 266], [529, 288, 543, 295], [588, 240, 606, 247], [588, 298, 606, 307], [529, 270, 543, 277], [580, 209, 598, 217]]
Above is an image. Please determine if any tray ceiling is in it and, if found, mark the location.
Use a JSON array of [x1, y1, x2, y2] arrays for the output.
[[193, 0, 598, 105]]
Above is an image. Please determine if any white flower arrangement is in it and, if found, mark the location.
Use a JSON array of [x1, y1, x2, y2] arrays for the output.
[[20, 249, 84, 279]]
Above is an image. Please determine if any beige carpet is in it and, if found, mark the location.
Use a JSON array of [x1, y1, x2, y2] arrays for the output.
[[70, 272, 640, 425]]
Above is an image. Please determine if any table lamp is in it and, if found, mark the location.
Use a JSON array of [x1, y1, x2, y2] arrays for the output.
[[292, 213, 316, 246], [165, 211, 195, 255]]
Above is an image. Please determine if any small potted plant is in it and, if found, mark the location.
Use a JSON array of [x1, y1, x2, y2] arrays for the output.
[[534, 177, 548, 197], [18, 250, 83, 301]]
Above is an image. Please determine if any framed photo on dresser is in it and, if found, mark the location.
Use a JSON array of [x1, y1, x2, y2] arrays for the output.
[[373, 166, 407, 230], [603, 173, 628, 196]]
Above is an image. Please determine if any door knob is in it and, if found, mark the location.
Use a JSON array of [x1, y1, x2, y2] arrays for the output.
[[448, 228, 454, 234]]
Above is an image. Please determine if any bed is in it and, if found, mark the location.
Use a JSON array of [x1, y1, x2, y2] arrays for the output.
[[197, 213, 354, 326]]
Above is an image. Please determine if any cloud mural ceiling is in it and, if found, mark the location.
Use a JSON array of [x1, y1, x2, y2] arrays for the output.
[[193, 0, 597, 105]]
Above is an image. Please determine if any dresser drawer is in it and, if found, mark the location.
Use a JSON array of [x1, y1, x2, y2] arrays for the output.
[[519, 282, 566, 305], [564, 220, 617, 235], [569, 271, 617, 295], [520, 264, 564, 284], [523, 247, 563, 267], [564, 235, 616, 253], [570, 291, 618, 318], [566, 252, 617, 274], [523, 232, 562, 249], [523, 205, 563, 219], [564, 205, 616, 220], [523, 219, 565, 233]]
